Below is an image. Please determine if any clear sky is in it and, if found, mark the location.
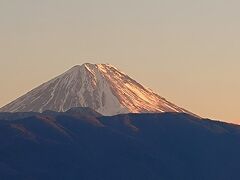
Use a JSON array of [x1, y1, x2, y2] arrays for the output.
[[0, 0, 239, 123]]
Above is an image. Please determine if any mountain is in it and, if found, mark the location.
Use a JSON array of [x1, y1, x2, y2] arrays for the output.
[[0, 63, 193, 116], [0, 111, 239, 180]]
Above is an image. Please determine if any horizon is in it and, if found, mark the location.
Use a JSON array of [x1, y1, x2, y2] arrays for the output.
[[0, 62, 238, 124], [1, 1, 240, 123]]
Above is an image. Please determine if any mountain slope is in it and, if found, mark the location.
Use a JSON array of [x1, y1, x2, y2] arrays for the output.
[[0, 111, 239, 180], [0, 63, 193, 116]]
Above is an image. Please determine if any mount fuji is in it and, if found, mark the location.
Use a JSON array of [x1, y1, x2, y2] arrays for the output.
[[0, 63, 193, 116]]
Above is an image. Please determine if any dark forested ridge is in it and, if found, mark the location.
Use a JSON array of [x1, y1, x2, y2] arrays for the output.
[[0, 109, 239, 180]]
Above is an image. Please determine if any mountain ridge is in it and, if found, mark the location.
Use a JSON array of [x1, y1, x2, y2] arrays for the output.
[[0, 111, 239, 180]]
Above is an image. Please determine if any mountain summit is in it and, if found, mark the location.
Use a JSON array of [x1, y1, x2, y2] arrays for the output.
[[0, 63, 192, 116]]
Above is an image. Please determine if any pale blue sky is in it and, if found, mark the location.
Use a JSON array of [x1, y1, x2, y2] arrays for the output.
[[0, 0, 240, 123]]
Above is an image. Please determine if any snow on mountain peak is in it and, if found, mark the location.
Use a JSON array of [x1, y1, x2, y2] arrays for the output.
[[0, 63, 194, 116]]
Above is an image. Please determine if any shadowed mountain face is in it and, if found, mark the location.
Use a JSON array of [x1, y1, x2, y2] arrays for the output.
[[0, 63, 194, 116], [0, 110, 240, 180]]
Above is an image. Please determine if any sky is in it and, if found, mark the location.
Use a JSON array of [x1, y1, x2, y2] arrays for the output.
[[0, 0, 239, 123]]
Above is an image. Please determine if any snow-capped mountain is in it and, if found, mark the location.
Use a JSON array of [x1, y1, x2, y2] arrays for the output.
[[0, 63, 194, 116]]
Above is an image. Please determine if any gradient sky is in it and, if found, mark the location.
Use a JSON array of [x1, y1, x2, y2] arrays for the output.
[[0, 0, 239, 123]]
